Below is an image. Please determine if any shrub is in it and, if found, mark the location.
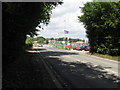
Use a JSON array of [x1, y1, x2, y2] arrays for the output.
[[108, 49, 119, 56]]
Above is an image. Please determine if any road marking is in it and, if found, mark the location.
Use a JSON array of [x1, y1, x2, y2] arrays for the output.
[[34, 46, 119, 77], [35, 49, 63, 88]]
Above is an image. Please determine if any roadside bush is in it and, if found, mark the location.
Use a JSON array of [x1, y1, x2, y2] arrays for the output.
[[108, 49, 119, 56], [97, 48, 106, 54], [78, 2, 120, 56]]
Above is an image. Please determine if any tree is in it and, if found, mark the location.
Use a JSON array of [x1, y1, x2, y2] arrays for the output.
[[36, 36, 46, 44], [3, 2, 63, 66], [78, 2, 120, 55]]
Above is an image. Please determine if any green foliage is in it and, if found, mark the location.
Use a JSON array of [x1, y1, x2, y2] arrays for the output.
[[87, 53, 120, 61], [57, 37, 83, 42], [26, 40, 32, 45], [58, 37, 64, 41], [78, 2, 120, 56], [3, 2, 62, 65], [108, 49, 120, 56], [25, 36, 46, 46], [35, 36, 46, 44], [93, 0, 120, 2], [25, 37, 34, 45], [69, 38, 83, 43], [49, 38, 54, 40]]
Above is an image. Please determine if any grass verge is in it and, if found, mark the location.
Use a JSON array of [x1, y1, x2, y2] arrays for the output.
[[86, 53, 120, 61]]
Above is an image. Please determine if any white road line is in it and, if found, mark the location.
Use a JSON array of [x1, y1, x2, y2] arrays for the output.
[[33, 46, 119, 77], [35, 49, 63, 88]]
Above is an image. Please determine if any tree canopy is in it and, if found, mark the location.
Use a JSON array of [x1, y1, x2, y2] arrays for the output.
[[78, 2, 120, 56], [3, 2, 62, 65], [25, 36, 46, 45]]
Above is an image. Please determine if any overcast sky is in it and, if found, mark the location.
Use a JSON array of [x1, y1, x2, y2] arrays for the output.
[[36, 0, 92, 41]]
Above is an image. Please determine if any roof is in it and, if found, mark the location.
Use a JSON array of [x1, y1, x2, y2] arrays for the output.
[[76, 41, 84, 43]]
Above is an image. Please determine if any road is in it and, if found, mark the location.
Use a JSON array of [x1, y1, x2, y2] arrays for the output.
[[33, 45, 120, 88]]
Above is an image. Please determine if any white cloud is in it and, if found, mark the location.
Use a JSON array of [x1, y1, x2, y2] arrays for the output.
[[36, 0, 92, 40]]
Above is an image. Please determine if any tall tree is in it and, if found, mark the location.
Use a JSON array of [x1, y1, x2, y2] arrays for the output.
[[78, 2, 120, 55], [3, 2, 62, 65]]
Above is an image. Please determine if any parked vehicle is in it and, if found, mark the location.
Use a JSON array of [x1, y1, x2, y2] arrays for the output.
[[73, 46, 77, 50], [38, 44, 43, 47], [75, 45, 90, 51], [75, 46, 86, 50], [84, 46, 90, 51]]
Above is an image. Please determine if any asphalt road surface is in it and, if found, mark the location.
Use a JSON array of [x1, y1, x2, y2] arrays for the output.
[[33, 45, 120, 88]]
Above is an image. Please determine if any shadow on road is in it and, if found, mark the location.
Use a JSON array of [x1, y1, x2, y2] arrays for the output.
[[3, 48, 119, 88], [3, 49, 57, 88], [33, 48, 120, 88], [32, 48, 47, 51]]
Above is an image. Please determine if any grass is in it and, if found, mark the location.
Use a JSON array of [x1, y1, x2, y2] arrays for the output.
[[87, 53, 120, 61], [54, 45, 120, 61]]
